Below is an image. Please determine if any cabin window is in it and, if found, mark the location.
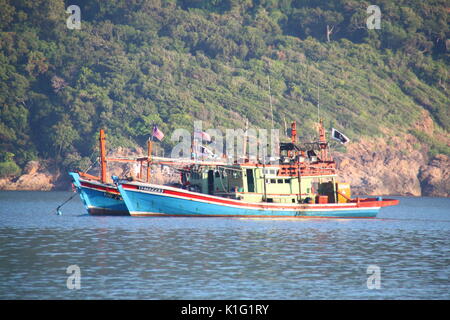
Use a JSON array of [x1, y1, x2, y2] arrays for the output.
[[270, 179, 276, 184], [277, 179, 283, 184], [263, 169, 278, 176], [265, 179, 271, 184], [285, 179, 290, 184], [215, 171, 220, 178]]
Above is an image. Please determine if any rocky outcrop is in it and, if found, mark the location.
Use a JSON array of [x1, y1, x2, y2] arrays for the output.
[[334, 133, 449, 197], [0, 151, 178, 191], [418, 154, 450, 197], [334, 135, 425, 196], [332, 110, 449, 197], [82, 146, 179, 186], [0, 160, 58, 191]]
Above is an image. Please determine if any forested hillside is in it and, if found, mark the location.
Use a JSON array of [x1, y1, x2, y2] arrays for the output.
[[0, 0, 449, 178]]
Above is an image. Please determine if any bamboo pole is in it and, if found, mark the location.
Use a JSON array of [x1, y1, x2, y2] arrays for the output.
[[139, 160, 143, 180], [262, 146, 267, 202], [147, 139, 152, 183], [297, 163, 302, 203], [99, 129, 107, 183]]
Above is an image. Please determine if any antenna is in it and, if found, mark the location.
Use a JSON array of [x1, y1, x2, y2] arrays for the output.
[[317, 81, 320, 123], [267, 75, 274, 129]]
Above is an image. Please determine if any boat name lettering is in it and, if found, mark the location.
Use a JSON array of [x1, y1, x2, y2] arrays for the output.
[[138, 186, 164, 193]]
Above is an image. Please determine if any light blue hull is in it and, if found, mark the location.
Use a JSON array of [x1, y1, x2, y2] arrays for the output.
[[117, 184, 380, 218], [69, 172, 129, 215]]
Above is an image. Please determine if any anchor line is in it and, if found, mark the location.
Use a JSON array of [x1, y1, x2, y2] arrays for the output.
[[55, 192, 78, 214]]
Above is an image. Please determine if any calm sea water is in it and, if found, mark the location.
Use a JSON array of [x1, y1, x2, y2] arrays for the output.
[[0, 191, 449, 300]]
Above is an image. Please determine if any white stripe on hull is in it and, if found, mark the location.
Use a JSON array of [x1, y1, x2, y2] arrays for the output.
[[123, 187, 374, 212]]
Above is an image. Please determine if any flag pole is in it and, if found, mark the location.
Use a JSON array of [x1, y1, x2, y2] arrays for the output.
[[99, 129, 107, 183], [147, 125, 154, 183]]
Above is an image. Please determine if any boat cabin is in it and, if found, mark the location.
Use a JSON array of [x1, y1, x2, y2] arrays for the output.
[[181, 156, 351, 205], [179, 120, 351, 205]]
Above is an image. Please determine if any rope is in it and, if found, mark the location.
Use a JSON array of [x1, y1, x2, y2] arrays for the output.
[[55, 192, 78, 215], [82, 158, 98, 174], [82, 150, 99, 173]]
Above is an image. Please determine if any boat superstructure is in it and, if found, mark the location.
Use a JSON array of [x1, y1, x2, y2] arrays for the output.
[[114, 121, 399, 218]]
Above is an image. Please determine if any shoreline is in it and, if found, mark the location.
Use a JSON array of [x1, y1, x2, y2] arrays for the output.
[[0, 172, 448, 198], [1, 138, 449, 197], [1, 189, 448, 199]]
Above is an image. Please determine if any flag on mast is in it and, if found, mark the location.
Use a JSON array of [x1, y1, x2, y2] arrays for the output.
[[331, 128, 350, 144], [152, 125, 164, 141], [194, 130, 211, 142]]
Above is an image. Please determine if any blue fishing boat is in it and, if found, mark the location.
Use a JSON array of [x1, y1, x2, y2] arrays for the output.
[[114, 179, 397, 218], [114, 121, 399, 218], [69, 129, 152, 216], [70, 172, 128, 215]]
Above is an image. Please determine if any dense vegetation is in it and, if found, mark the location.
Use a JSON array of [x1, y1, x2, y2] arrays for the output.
[[0, 0, 448, 176]]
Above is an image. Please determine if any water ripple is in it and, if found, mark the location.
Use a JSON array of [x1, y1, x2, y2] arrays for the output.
[[0, 192, 449, 299]]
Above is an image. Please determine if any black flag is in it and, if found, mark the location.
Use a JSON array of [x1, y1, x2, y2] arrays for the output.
[[331, 128, 350, 144]]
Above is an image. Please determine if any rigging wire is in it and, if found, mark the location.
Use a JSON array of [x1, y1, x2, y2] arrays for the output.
[[55, 192, 78, 215]]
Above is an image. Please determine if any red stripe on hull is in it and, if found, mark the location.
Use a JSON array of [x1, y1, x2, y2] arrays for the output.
[[80, 181, 120, 194], [130, 213, 376, 219], [122, 183, 398, 210]]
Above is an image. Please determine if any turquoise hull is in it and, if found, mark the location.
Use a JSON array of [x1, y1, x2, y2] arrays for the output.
[[116, 181, 382, 218], [69, 172, 129, 215]]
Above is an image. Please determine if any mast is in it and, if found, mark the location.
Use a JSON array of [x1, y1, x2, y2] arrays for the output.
[[99, 129, 107, 183], [147, 138, 152, 182], [297, 161, 302, 203], [291, 122, 302, 202], [262, 145, 267, 202], [291, 121, 297, 144], [243, 118, 248, 162], [290, 121, 297, 158], [318, 119, 328, 161]]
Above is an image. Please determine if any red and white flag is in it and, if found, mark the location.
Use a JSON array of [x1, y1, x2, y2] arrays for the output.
[[152, 125, 164, 141]]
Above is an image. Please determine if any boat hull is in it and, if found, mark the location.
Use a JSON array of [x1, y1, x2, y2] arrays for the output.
[[117, 181, 397, 218], [69, 172, 129, 216]]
